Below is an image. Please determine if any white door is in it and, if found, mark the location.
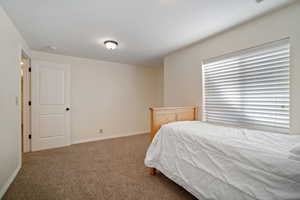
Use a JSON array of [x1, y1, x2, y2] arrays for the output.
[[32, 61, 71, 151]]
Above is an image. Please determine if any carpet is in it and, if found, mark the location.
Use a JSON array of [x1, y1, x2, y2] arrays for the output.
[[3, 133, 197, 200]]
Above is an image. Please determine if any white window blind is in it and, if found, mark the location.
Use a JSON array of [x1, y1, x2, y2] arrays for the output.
[[202, 39, 290, 133]]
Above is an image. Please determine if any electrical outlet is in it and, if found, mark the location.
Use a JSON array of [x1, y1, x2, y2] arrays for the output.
[[98, 129, 103, 134]]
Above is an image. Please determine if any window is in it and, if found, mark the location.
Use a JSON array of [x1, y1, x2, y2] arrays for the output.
[[202, 39, 290, 133]]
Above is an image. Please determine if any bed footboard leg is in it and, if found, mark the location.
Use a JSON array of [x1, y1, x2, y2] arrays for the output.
[[149, 168, 157, 175]]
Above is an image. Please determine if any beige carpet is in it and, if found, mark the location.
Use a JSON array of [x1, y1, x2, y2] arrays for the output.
[[3, 134, 197, 200]]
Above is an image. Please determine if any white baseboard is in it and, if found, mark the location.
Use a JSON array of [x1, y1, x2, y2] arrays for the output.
[[72, 130, 149, 145], [0, 163, 21, 199]]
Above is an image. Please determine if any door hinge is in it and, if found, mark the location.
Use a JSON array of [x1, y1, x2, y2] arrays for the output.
[[28, 134, 32, 139], [28, 67, 31, 72], [28, 101, 32, 106]]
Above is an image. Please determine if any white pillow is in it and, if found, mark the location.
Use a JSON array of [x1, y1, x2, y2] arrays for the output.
[[290, 142, 300, 155]]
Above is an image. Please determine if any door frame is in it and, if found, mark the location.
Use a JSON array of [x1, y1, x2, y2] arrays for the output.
[[20, 50, 32, 153]]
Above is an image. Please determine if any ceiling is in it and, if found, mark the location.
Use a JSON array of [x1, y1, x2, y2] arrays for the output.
[[0, 0, 295, 66]]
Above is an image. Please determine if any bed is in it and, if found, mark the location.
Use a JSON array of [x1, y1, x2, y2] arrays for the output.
[[145, 107, 300, 200]]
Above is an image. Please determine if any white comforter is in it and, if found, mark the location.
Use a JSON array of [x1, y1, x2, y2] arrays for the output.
[[144, 121, 300, 200]]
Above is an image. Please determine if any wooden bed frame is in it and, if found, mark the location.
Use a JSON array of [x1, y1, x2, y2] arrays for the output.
[[148, 106, 199, 175]]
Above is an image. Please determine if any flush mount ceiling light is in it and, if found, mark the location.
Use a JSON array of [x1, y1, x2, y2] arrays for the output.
[[104, 40, 118, 50], [256, 0, 264, 3]]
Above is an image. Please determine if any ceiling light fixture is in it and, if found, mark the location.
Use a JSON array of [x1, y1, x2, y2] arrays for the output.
[[104, 40, 118, 50], [256, 0, 264, 3]]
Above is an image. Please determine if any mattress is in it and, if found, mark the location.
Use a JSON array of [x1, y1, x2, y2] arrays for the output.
[[144, 121, 300, 200]]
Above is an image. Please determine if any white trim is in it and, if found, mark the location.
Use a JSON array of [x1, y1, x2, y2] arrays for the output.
[[21, 51, 32, 153], [72, 130, 149, 145], [0, 163, 21, 198]]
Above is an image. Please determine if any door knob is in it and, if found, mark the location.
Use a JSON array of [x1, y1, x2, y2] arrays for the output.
[[66, 107, 70, 111]]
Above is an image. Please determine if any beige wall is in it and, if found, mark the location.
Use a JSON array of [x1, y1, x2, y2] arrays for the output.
[[164, 2, 300, 135], [0, 6, 29, 197], [31, 51, 163, 143]]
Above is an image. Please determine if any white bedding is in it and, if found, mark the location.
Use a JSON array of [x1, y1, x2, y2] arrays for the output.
[[144, 121, 300, 200]]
